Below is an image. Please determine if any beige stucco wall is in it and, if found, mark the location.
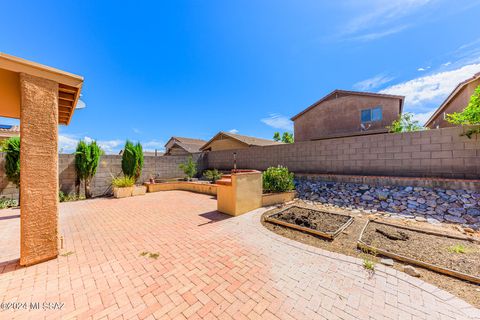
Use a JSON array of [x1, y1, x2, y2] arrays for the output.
[[427, 78, 480, 129], [205, 137, 247, 151], [294, 95, 402, 141], [19, 73, 59, 266], [217, 171, 262, 216]]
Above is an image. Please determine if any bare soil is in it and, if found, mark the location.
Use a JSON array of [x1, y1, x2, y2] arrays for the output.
[[362, 221, 480, 279], [269, 206, 350, 234], [261, 201, 480, 308]]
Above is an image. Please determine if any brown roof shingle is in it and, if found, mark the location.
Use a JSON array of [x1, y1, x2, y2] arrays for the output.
[[200, 132, 283, 151]]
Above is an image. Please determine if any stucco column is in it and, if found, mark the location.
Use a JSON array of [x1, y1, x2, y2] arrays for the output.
[[19, 73, 59, 266]]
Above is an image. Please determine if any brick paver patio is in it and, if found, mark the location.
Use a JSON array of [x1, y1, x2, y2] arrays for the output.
[[0, 191, 479, 319]]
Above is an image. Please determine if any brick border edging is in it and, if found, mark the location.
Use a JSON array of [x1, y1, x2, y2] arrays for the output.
[[295, 173, 480, 191], [241, 207, 480, 317]]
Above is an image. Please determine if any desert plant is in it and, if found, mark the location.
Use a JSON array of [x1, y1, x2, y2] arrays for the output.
[[0, 197, 18, 209], [111, 176, 135, 188], [387, 112, 424, 133], [447, 85, 480, 138], [363, 257, 376, 271], [179, 156, 197, 180], [2, 137, 20, 188], [203, 169, 222, 183], [59, 191, 85, 203], [121, 140, 144, 182], [262, 166, 295, 193], [75, 140, 103, 199], [448, 244, 467, 254]]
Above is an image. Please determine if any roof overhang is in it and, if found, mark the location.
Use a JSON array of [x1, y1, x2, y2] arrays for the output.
[[0, 53, 84, 125]]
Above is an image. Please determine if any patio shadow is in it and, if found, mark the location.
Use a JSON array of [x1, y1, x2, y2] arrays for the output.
[[198, 210, 231, 226]]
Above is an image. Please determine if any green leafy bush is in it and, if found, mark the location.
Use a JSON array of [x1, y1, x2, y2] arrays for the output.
[[0, 197, 18, 209], [262, 166, 294, 193], [75, 140, 103, 198], [121, 140, 144, 182], [387, 113, 424, 133], [203, 169, 222, 183], [2, 137, 20, 188], [111, 176, 135, 188], [179, 156, 197, 180], [447, 85, 480, 138]]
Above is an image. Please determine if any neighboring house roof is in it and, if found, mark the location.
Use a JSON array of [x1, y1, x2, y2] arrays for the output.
[[200, 131, 283, 151], [0, 124, 20, 138], [165, 137, 207, 154], [291, 89, 405, 121], [424, 72, 480, 127]]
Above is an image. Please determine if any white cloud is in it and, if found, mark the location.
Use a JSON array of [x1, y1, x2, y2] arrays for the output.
[[442, 62, 452, 67], [142, 140, 165, 152], [133, 128, 141, 134], [341, 0, 434, 41], [58, 134, 123, 154], [350, 25, 410, 42], [380, 63, 480, 112], [353, 74, 394, 91], [76, 99, 86, 109], [228, 129, 239, 134], [417, 66, 431, 71], [261, 114, 293, 132], [411, 110, 434, 126]]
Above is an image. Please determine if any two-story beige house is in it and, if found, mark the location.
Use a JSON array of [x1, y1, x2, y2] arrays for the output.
[[291, 90, 404, 142], [425, 72, 480, 129]]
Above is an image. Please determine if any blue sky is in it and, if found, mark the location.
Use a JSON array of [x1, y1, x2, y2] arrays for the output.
[[1, 0, 480, 153]]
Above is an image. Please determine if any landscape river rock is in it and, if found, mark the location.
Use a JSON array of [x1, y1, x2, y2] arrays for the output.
[[295, 177, 480, 230]]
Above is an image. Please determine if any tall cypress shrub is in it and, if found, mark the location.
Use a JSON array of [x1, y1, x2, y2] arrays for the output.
[[121, 140, 144, 182]]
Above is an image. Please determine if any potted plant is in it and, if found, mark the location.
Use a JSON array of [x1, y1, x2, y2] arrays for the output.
[[262, 166, 296, 206], [112, 176, 135, 198], [122, 140, 146, 196]]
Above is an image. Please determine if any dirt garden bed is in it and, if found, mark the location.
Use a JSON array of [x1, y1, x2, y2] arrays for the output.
[[359, 220, 480, 284], [265, 206, 353, 239], [261, 201, 480, 308]]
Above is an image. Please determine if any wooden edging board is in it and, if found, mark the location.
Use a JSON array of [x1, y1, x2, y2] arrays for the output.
[[265, 205, 354, 240], [357, 219, 480, 284]]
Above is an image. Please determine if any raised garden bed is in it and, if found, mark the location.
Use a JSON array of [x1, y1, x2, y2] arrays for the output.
[[265, 206, 353, 240], [358, 220, 480, 284]]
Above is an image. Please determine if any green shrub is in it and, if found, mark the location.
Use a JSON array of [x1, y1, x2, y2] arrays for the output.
[[0, 197, 18, 209], [121, 140, 144, 182], [262, 166, 294, 193], [203, 169, 222, 183], [447, 85, 480, 138], [75, 140, 103, 198], [59, 191, 85, 203], [179, 156, 197, 180], [111, 176, 135, 188], [2, 137, 20, 188], [387, 113, 424, 133]]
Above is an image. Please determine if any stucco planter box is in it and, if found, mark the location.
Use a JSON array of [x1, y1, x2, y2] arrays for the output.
[[132, 185, 147, 196], [113, 187, 133, 198], [262, 191, 296, 207]]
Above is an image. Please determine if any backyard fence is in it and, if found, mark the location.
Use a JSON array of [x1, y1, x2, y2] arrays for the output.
[[1, 126, 479, 200], [206, 126, 480, 179]]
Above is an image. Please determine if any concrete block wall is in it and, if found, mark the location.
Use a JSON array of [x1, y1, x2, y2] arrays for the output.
[[207, 126, 480, 179], [1, 152, 206, 199]]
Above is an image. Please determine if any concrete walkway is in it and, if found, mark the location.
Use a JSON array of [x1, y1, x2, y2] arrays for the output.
[[0, 191, 478, 319]]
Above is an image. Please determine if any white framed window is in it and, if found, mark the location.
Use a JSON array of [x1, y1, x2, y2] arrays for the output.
[[361, 106, 382, 123]]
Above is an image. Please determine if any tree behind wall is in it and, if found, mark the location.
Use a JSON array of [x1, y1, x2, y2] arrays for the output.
[[75, 140, 103, 198], [446, 85, 480, 138], [3, 137, 20, 192], [121, 140, 144, 182]]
